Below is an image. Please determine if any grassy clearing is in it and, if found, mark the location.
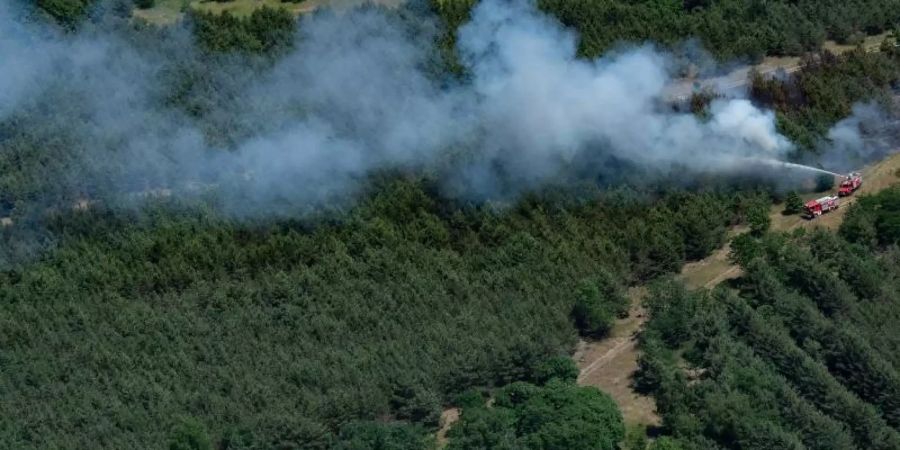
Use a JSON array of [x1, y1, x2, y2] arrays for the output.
[[132, 0, 187, 24], [191, 0, 315, 17], [133, 0, 314, 25], [132, 0, 403, 25], [575, 287, 661, 427]]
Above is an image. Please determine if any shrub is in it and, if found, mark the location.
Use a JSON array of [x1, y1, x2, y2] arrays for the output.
[[783, 191, 803, 215], [571, 274, 628, 338], [392, 385, 443, 428], [747, 204, 771, 236], [168, 418, 212, 450], [533, 356, 579, 385]]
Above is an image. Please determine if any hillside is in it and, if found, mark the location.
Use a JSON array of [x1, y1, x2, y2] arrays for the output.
[[572, 150, 900, 433], [636, 181, 900, 449], [3, 1, 900, 449]]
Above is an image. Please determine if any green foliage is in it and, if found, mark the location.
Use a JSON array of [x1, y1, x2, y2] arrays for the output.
[[168, 418, 212, 450], [670, 193, 730, 260], [783, 191, 803, 215], [454, 389, 487, 409], [37, 0, 93, 25], [9, 3, 900, 448], [623, 425, 649, 450], [190, 6, 294, 54], [571, 274, 627, 337], [0, 179, 743, 448], [532, 356, 579, 385], [334, 422, 430, 450], [392, 386, 443, 428], [751, 49, 900, 149], [446, 406, 518, 449], [430, 0, 477, 75], [649, 437, 687, 450], [842, 186, 900, 246], [746, 202, 771, 236], [135, 0, 156, 9], [729, 232, 764, 267], [639, 221, 900, 450], [434, 0, 900, 60], [447, 381, 624, 450], [644, 280, 701, 348]]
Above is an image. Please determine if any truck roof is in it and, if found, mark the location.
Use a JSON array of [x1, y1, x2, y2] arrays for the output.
[[807, 196, 837, 206]]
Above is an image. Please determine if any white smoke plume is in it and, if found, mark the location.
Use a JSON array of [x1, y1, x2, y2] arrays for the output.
[[0, 0, 800, 217], [457, 0, 791, 188], [818, 102, 900, 172]]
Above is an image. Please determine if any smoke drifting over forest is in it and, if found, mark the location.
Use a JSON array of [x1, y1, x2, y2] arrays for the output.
[[0, 0, 882, 217]]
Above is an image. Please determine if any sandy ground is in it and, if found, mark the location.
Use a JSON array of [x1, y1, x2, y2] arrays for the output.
[[574, 287, 661, 427], [435, 407, 460, 447]]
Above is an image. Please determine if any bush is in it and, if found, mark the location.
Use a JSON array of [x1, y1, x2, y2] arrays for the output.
[[448, 381, 624, 450], [167, 418, 212, 450], [571, 274, 628, 338], [454, 389, 487, 409], [38, 0, 91, 25], [334, 422, 428, 450], [135, 0, 156, 9], [572, 283, 616, 338], [747, 204, 771, 236], [392, 385, 443, 428], [533, 356, 579, 385], [623, 425, 649, 450], [783, 191, 803, 215], [190, 7, 294, 54], [650, 437, 687, 450]]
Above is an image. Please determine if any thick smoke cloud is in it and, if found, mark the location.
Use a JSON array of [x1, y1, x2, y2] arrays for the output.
[[1, 0, 808, 217], [457, 0, 791, 190]]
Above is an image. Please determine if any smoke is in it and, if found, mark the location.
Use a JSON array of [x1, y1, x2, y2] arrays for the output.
[[0, 2, 68, 119], [452, 0, 792, 194], [0, 0, 800, 218], [818, 102, 900, 172]]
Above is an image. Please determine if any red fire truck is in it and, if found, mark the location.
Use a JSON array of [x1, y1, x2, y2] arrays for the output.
[[838, 172, 862, 196], [805, 195, 840, 218]]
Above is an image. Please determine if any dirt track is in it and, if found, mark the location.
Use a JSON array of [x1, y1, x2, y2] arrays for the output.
[[574, 290, 660, 426], [574, 149, 900, 428]]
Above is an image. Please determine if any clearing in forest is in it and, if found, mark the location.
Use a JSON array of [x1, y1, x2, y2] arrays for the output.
[[574, 287, 660, 427], [133, 0, 403, 24]]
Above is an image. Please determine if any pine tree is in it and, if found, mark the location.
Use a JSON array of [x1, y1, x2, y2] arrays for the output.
[[784, 191, 803, 215]]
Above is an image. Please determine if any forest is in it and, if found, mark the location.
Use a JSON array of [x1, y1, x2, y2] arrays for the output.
[[635, 186, 900, 449], [433, 0, 900, 60], [0, 0, 899, 449]]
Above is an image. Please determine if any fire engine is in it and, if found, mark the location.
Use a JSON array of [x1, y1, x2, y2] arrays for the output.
[[838, 172, 862, 196], [805, 195, 840, 218]]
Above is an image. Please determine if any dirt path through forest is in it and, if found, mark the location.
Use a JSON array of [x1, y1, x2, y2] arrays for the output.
[[574, 288, 659, 426], [574, 150, 900, 428], [665, 33, 890, 101]]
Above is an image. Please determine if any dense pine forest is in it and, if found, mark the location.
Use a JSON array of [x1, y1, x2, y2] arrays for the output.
[[433, 0, 900, 60], [636, 186, 900, 449], [1, 0, 900, 449]]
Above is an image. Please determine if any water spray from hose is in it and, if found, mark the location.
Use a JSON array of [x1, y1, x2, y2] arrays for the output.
[[747, 158, 843, 177]]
